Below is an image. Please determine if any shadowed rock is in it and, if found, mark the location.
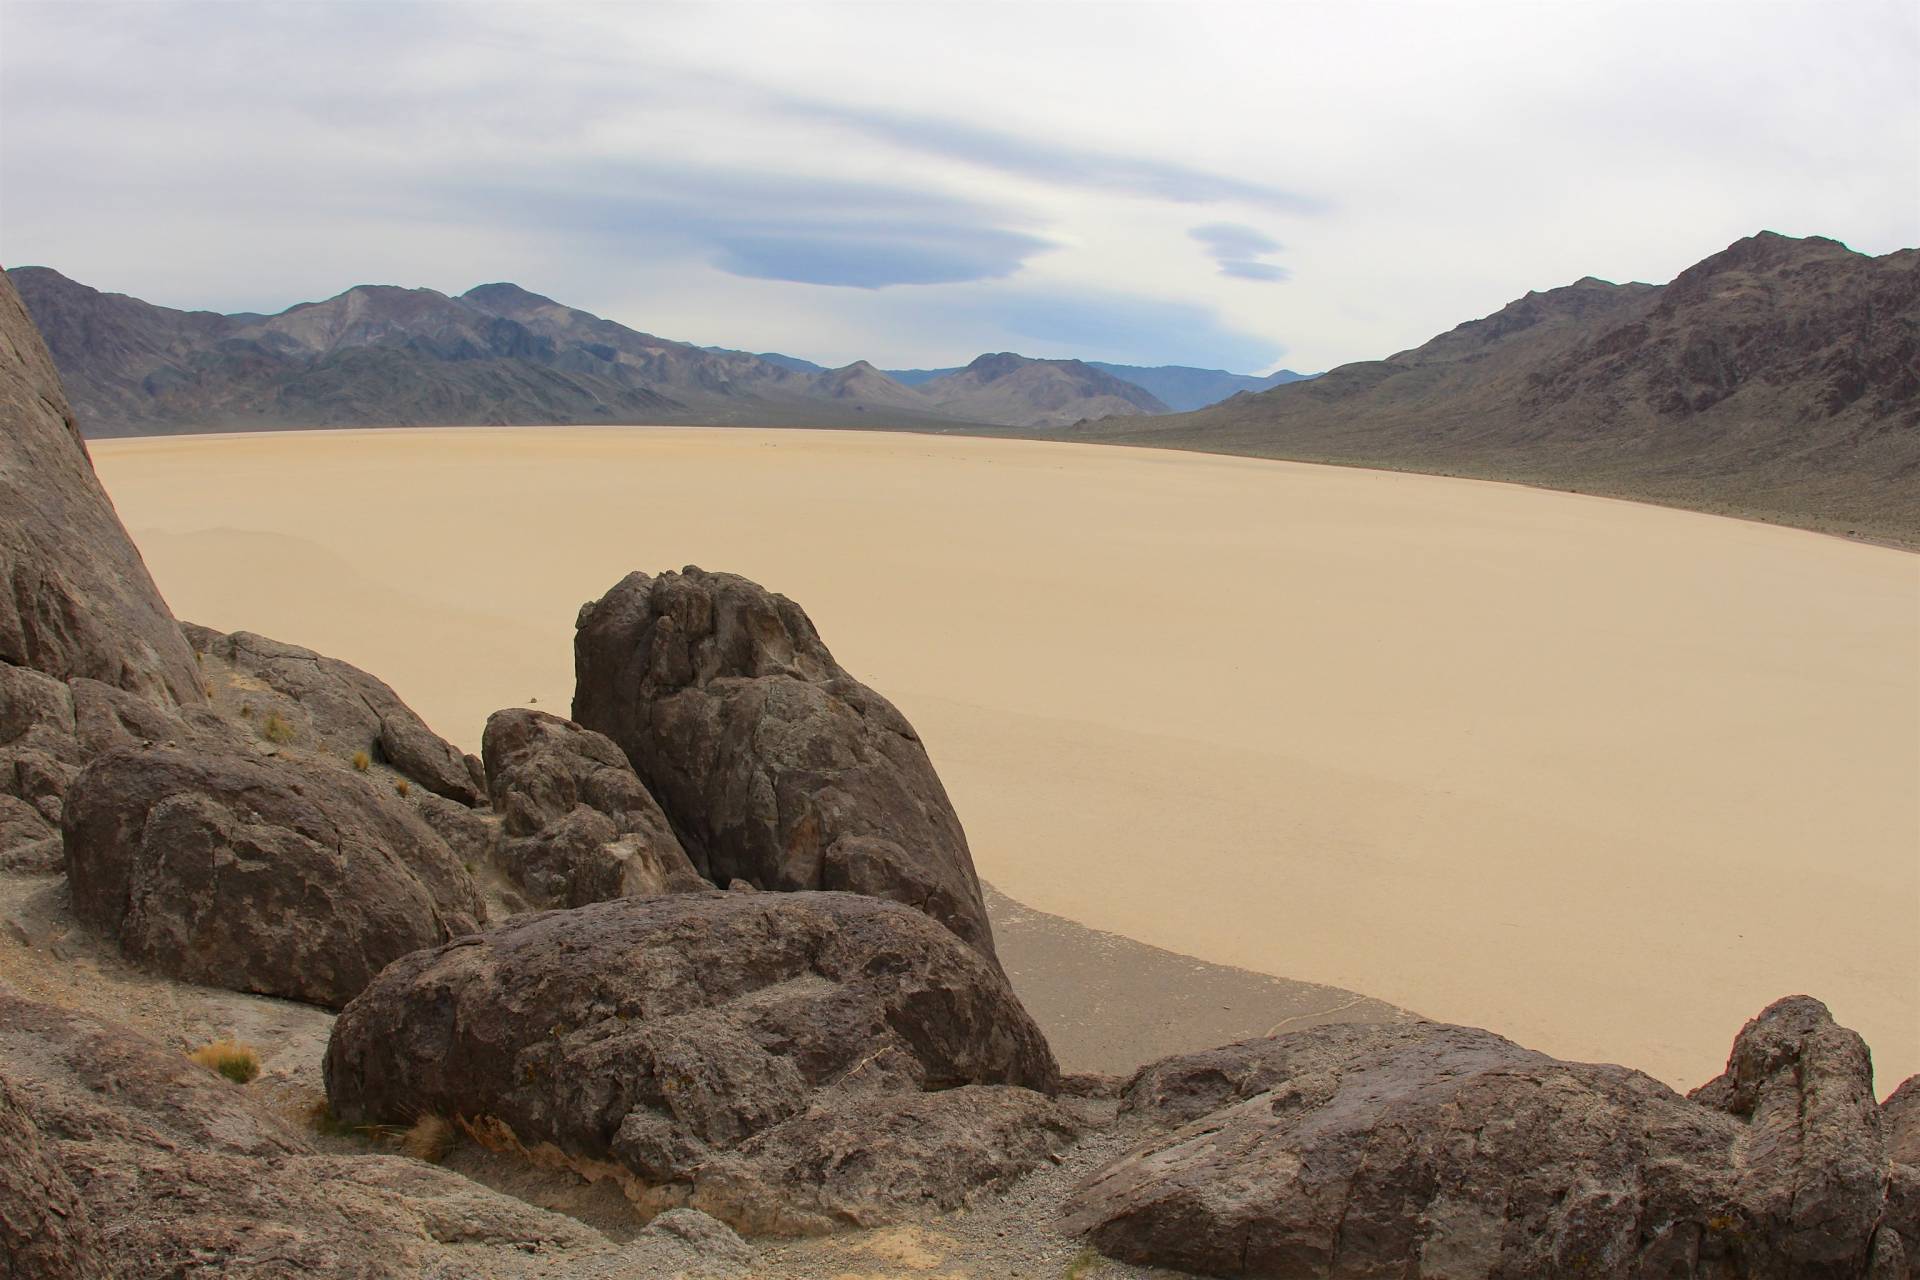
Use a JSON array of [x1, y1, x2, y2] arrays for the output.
[[184, 624, 483, 804], [62, 743, 485, 1007], [0, 269, 204, 707], [1064, 997, 1897, 1278], [572, 567, 995, 957], [481, 707, 704, 907], [325, 890, 1059, 1232]]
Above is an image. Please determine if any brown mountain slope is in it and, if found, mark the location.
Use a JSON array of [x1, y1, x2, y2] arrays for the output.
[[922, 353, 1170, 429], [1071, 233, 1920, 545]]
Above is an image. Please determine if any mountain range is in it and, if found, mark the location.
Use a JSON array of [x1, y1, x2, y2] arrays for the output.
[[7, 267, 1292, 435], [1072, 232, 1920, 545]]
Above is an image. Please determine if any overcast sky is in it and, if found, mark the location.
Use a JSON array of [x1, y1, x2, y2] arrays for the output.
[[3, 0, 1915, 373]]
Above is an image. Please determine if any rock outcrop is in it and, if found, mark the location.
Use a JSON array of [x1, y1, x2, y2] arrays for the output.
[[572, 568, 995, 957], [1063, 998, 1905, 1278], [62, 742, 485, 1007], [325, 890, 1061, 1232], [0, 269, 203, 705], [481, 707, 704, 907], [185, 624, 484, 804], [0, 993, 604, 1278], [0, 1070, 107, 1280]]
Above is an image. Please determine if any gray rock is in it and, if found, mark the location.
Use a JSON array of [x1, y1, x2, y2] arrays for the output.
[[62, 742, 485, 1008], [0, 1070, 108, 1280], [1064, 997, 1895, 1278], [572, 567, 995, 957], [0, 271, 204, 707], [481, 707, 704, 907], [325, 890, 1059, 1232], [184, 624, 482, 804]]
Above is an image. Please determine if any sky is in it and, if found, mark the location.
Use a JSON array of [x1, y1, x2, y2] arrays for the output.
[[2, 0, 1916, 374]]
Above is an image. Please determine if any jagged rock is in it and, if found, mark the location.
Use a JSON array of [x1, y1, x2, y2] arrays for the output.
[[184, 624, 483, 804], [1063, 998, 1895, 1278], [62, 743, 485, 1007], [0, 1070, 107, 1280], [326, 890, 1058, 1233], [572, 568, 995, 956], [1689, 995, 1890, 1274], [692, 1084, 1082, 1235], [481, 707, 704, 907], [0, 270, 204, 707]]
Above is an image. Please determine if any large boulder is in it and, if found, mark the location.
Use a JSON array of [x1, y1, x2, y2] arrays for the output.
[[481, 707, 704, 907], [184, 624, 483, 804], [572, 567, 995, 957], [325, 890, 1064, 1232], [1062, 998, 1897, 1278], [0, 1070, 107, 1280], [0, 269, 202, 706], [62, 743, 485, 1007]]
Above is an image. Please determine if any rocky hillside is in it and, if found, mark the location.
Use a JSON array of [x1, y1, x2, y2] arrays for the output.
[[1083, 361, 1312, 411], [7, 267, 1174, 435], [3, 268, 1917, 1276], [916, 352, 1170, 429], [1074, 233, 1920, 544]]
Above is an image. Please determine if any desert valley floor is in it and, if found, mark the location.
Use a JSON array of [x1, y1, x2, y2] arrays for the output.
[[89, 425, 1920, 1091]]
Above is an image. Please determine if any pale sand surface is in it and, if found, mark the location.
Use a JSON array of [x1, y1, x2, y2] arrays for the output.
[[90, 426, 1920, 1090]]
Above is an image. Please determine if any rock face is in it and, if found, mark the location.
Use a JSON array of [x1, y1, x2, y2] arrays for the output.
[[0, 1070, 107, 1280], [325, 890, 1062, 1232], [0, 993, 602, 1278], [0, 269, 203, 705], [481, 707, 704, 907], [1063, 998, 1901, 1278], [572, 568, 996, 958], [185, 624, 483, 804], [62, 743, 485, 1007]]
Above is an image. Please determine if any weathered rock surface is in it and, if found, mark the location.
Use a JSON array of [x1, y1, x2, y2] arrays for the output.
[[326, 890, 1060, 1232], [1064, 997, 1899, 1278], [62, 743, 484, 1007], [693, 1084, 1083, 1235], [185, 623, 484, 804], [0, 1070, 107, 1280], [572, 567, 995, 956], [482, 707, 704, 907], [0, 990, 604, 1278], [0, 270, 204, 707]]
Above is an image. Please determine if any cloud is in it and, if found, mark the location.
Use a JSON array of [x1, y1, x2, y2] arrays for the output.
[[1191, 223, 1292, 283], [770, 97, 1328, 216], [711, 226, 1052, 289]]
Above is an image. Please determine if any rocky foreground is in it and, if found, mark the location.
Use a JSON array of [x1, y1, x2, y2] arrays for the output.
[[2, 266, 1917, 1278]]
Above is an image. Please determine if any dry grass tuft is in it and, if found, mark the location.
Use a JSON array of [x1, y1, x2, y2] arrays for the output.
[[351, 749, 371, 771], [189, 1038, 261, 1084], [399, 1114, 455, 1163], [393, 778, 411, 797], [259, 711, 294, 744]]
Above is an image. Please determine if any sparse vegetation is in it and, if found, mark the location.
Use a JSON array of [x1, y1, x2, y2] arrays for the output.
[[188, 1038, 261, 1084], [351, 749, 371, 771], [259, 710, 294, 744], [399, 1114, 455, 1163], [394, 778, 411, 797], [239, 702, 254, 718], [1064, 1248, 1104, 1279]]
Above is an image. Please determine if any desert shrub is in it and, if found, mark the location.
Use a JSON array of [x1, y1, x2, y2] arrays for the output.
[[259, 711, 294, 744], [399, 1114, 455, 1163], [351, 750, 371, 771], [394, 778, 411, 797], [188, 1038, 261, 1084], [238, 702, 254, 718]]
